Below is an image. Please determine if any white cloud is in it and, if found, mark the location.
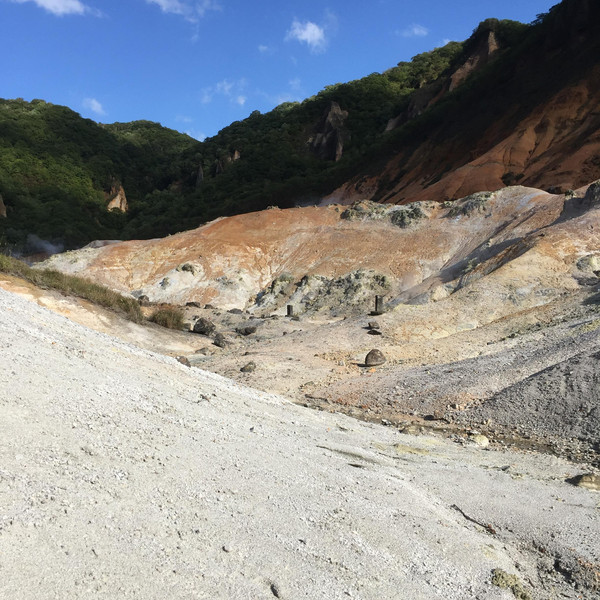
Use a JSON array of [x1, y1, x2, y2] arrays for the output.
[[201, 78, 247, 106], [145, 0, 220, 23], [258, 44, 269, 53], [286, 19, 326, 53], [82, 97, 105, 116], [11, 0, 93, 16], [401, 23, 429, 37], [216, 80, 234, 95]]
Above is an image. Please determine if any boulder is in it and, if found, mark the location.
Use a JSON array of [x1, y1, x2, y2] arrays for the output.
[[192, 317, 216, 336], [365, 349, 386, 367]]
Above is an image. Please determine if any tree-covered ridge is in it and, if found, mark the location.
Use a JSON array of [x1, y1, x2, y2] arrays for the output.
[[0, 13, 554, 251], [0, 99, 197, 249]]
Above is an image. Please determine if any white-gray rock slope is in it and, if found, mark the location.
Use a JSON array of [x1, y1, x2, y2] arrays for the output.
[[0, 287, 597, 599]]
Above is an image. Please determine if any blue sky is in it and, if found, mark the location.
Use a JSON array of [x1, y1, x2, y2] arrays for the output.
[[2, 0, 557, 140]]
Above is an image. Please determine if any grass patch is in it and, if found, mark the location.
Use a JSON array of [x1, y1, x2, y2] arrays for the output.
[[149, 306, 185, 330], [0, 253, 143, 323]]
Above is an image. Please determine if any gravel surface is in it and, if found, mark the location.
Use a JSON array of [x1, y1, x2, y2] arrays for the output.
[[1, 287, 600, 599]]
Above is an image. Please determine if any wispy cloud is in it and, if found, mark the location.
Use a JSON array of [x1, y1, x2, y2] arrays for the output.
[[258, 44, 271, 54], [286, 18, 326, 53], [82, 97, 105, 116], [400, 23, 429, 37], [146, 0, 220, 23], [201, 78, 247, 106], [11, 0, 96, 16]]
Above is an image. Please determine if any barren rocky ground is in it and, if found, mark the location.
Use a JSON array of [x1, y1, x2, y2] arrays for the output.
[[1, 286, 600, 599]]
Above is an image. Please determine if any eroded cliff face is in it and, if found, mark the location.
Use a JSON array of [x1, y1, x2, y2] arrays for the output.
[[333, 67, 600, 207], [308, 101, 350, 161], [106, 183, 128, 212], [449, 30, 499, 91], [386, 25, 502, 132]]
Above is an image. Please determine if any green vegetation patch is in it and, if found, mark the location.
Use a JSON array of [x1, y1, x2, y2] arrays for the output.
[[0, 254, 142, 323], [149, 306, 185, 330]]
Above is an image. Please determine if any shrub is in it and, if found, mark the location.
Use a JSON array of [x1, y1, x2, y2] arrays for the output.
[[149, 306, 185, 330], [0, 253, 143, 322]]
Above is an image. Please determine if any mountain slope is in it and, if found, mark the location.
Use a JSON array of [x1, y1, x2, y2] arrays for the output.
[[334, 0, 600, 204]]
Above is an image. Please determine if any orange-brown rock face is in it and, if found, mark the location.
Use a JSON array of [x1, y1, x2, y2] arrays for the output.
[[332, 67, 600, 207]]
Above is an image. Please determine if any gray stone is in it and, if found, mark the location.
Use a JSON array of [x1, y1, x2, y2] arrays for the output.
[[584, 180, 600, 207], [567, 474, 600, 491], [214, 332, 233, 348], [240, 361, 256, 373], [236, 325, 257, 336], [193, 317, 216, 336], [365, 349, 386, 367]]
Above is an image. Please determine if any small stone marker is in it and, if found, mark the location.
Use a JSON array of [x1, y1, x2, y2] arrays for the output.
[[373, 295, 385, 315], [365, 349, 386, 366]]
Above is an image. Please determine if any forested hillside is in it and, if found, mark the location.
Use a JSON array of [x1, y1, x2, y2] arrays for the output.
[[1, 2, 591, 252]]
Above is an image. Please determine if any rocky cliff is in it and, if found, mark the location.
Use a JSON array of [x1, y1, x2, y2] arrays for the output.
[[308, 101, 350, 161], [332, 0, 600, 206]]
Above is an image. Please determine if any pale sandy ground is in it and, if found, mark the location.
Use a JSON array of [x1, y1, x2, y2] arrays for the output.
[[1, 288, 600, 599]]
